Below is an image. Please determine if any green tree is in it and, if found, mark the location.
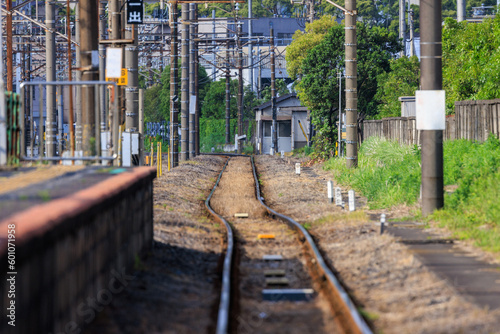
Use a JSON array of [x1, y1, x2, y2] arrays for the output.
[[285, 15, 339, 80], [201, 78, 238, 119], [443, 16, 500, 113], [297, 23, 400, 154], [375, 56, 420, 118], [261, 79, 289, 101]]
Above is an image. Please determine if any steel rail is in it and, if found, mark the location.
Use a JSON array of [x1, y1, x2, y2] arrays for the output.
[[250, 156, 373, 334], [204, 157, 233, 334]]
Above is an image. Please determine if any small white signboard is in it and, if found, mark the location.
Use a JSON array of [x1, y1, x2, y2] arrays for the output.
[[295, 163, 300, 175], [189, 95, 197, 114], [106, 48, 123, 78], [416, 90, 446, 130]]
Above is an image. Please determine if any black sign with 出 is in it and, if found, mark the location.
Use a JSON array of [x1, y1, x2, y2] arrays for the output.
[[126, 0, 144, 24]]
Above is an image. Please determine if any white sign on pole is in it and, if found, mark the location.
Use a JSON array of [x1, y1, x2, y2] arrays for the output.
[[189, 95, 197, 114], [106, 48, 123, 78], [295, 163, 301, 175], [416, 90, 446, 130]]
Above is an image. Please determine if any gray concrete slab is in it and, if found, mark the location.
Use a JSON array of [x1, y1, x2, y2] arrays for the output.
[[387, 225, 500, 310]]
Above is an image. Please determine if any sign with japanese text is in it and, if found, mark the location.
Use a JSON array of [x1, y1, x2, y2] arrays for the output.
[[127, 0, 144, 24]]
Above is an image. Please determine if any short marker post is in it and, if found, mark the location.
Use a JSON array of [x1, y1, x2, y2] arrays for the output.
[[327, 181, 334, 203], [295, 163, 300, 176], [335, 187, 342, 206], [380, 214, 386, 234], [348, 189, 355, 211]]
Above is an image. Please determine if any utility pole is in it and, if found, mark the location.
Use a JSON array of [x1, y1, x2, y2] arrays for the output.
[[75, 2, 82, 151], [309, 0, 315, 23], [170, 1, 179, 167], [6, 0, 13, 92], [46, 0, 57, 158], [225, 41, 231, 144], [180, 3, 189, 161], [420, 0, 444, 216], [194, 5, 200, 155], [67, 0, 75, 157], [457, 0, 466, 22], [248, 0, 253, 93], [399, 0, 406, 57], [270, 24, 277, 155], [80, 0, 99, 156], [124, 13, 139, 132], [189, 3, 195, 158], [99, 0, 107, 131], [237, 20, 243, 154], [345, 0, 358, 168], [409, 8, 415, 57]]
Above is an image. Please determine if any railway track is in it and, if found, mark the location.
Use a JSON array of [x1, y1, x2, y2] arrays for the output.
[[205, 155, 371, 334]]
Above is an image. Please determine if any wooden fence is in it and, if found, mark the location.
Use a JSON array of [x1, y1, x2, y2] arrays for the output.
[[362, 99, 500, 145]]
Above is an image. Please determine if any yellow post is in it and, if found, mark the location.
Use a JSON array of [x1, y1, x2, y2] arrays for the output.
[[150, 142, 154, 167], [157, 142, 160, 176]]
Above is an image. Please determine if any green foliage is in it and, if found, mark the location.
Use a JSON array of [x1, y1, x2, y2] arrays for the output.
[[375, 56, 420, 118], [144, 64, 210, 123], [443, 16, 500, 113], [324, 137, 421, 209], [285, 15, 339, 80], [199, 118, 238, 152], [201, 79, 238, 119], [297, 23, 400, 153], [433, 135, 500, 253], [260, 79, 289, 101]]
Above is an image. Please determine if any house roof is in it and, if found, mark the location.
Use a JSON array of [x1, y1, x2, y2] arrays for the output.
[[253, 93, 298, 111]]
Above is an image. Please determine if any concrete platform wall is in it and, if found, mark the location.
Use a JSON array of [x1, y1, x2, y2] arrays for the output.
[[0, 167, 156, 334]]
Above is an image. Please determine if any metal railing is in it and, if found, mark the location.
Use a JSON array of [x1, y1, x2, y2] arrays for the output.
[[19, 81, 119, 164]]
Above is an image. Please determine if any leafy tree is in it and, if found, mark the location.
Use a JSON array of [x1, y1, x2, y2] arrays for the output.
[[285, 15, 339, 80], [144, 64, 210, 123], [375, 56, 420, 118], [201, 78, 238, 119], [297, 23, 400, 154], [261, 79, 289, 101], [442, 16, 500, 113]]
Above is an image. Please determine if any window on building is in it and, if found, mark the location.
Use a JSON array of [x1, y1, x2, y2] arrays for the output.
[[279, 121, 291, 137], [264, 121, 272, 137]]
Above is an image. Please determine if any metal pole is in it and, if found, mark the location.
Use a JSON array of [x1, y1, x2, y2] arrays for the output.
[[248, 0, 253, 93], [46, 0, 57, 158], [270, 24, 277, 155], [99, 0, 107, 131], [189, 3, 196, 157], [420, 0, 444, 216], [338, 71, 342, 157], [170, 1, 179, 167], [409, 9, 415, 57], [67, 0, 75, 158], [399, 0, 406, 57], [194, 5, 200, 155], [124, 16, 139, 132], [345, 0, 358, 168], [258, 48, 262, 99], [309, 0, 314, 23], [457, 0, 466, 22], [212, 9, 216, 81], [139, 88, 144, 165], [6, 0, 13, 92], [225, 41, 231, 144], [75, 3, 82, 151], [80, 0, 99, 157], [57, 86, 63, 154], [180, 3, 189, 161], [237, 20, 243, 154]]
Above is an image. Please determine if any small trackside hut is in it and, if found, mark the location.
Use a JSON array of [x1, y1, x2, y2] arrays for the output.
[[254, 93, 310, 154]]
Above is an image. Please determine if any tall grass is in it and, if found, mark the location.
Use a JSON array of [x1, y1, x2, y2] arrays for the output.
[[433, 135, 500, 253], [323, 137, 421, 209], [324, 135, 500, 254]]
